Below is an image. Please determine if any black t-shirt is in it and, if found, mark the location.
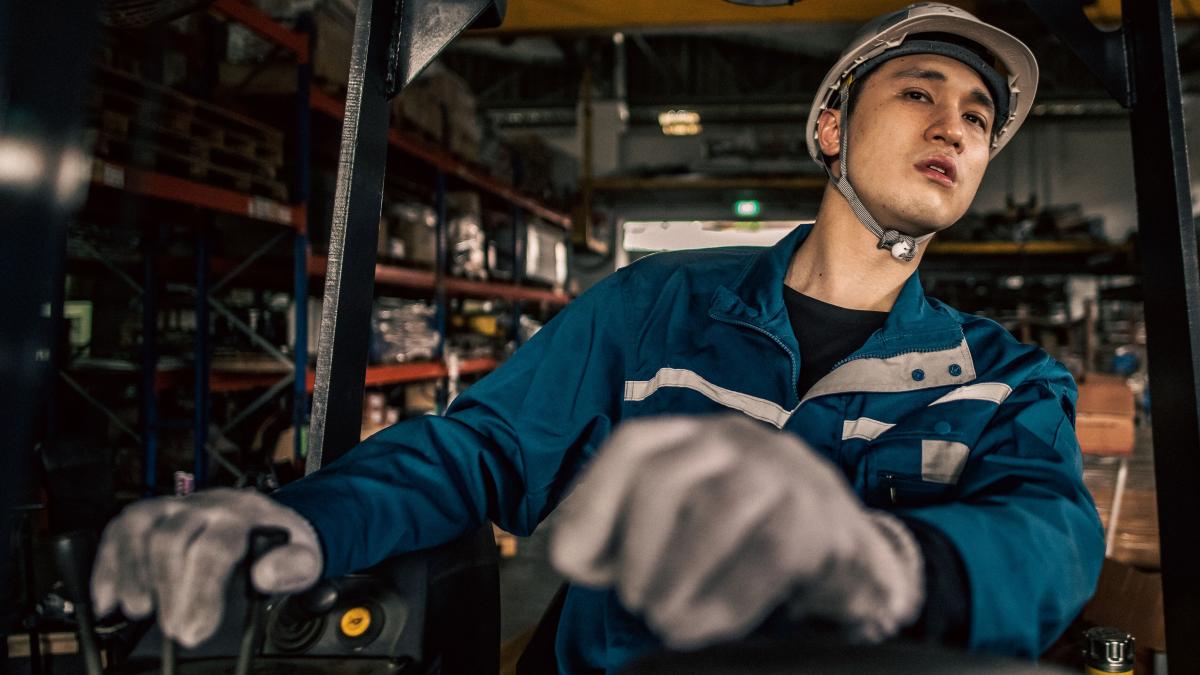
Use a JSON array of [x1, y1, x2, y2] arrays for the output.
[[783, 287, 888, 399], [782, 285, 969, 646]]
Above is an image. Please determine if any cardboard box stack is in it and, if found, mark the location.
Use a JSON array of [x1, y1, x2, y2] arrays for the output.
[[391, 65, 481, 162]]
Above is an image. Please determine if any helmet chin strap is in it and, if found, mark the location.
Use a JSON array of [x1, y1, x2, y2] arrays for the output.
[[826, 88, 935, 263]]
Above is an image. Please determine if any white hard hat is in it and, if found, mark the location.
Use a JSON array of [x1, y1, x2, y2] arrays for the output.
[[805, 2, 1038, 167]]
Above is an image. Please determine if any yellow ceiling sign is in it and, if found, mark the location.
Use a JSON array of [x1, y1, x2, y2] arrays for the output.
[[481, 0, 977, 34]]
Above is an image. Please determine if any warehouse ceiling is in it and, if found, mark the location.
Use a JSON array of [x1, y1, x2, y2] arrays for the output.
[[434, 0, 1200, 194], [446, 0, 1185, 130]]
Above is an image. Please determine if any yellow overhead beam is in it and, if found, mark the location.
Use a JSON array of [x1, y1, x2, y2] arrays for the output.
[[1084, 1, 1199, 22], [482, 0, 976, 34], [479, 1, 1199, 36]]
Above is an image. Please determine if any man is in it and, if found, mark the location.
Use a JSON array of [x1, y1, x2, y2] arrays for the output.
[[92, 4, 1104, 673]]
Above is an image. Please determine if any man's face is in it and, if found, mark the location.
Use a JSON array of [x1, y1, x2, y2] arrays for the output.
[[818, 54, 996, 235]]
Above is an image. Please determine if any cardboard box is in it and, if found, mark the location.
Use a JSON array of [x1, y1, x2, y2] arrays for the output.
[[1078, 373, 1136, 417], [1076, 373, 1136, 456], [261, 0, 352, 88], [1076, 413, 1135, 456], [390, 65, 478, 157], [389, 202, 438, 265]]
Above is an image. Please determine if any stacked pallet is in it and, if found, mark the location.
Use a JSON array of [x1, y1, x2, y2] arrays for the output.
[[85, 65, 288, 201]]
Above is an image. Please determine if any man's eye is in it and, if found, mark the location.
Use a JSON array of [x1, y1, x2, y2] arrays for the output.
[[904, 90, 929, 101], [965, 113, 988, 129]]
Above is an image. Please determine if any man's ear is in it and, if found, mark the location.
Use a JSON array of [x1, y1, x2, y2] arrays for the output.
[[817, 108, 842, 160]]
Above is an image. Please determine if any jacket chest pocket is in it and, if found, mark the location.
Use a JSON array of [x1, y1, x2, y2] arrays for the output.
[[863, 433, 970, 508]]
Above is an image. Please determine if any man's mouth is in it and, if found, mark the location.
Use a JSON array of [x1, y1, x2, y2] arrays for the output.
[[915, 157, 957, 187]]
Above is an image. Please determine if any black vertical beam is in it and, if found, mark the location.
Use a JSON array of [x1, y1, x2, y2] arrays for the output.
[[511, 156, 526, 348], [1124, 0, 1200, 654], [0, 0, 99, 646], [141, 227, 160, 495], [435, 169, 450, 412], [194, 225, 211, 487], [306, 0, 395, 472], [293, 13, 314, 465]]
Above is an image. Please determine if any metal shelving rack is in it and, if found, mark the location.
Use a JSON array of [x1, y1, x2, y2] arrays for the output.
[[74, 0, 573, 494]]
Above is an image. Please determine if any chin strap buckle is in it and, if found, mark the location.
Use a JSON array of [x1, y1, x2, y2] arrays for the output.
[[876, 229, 918, 262]]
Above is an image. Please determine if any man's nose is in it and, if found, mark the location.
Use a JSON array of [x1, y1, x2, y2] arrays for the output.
[[927, 110, 965, 149]]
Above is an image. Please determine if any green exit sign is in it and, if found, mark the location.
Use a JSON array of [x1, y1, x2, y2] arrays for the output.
[[734, 199, 761, 218]]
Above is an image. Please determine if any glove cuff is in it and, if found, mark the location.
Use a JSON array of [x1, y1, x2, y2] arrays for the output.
[[785, 509, 925, 642], [858, 510, 925, 637]]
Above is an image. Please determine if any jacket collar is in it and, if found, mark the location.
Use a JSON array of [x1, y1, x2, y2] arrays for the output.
[[708, 222, 963, 357]]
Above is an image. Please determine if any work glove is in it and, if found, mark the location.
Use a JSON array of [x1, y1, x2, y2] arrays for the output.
[[91, 487, 322, 648], [550, 415, 924, 650]]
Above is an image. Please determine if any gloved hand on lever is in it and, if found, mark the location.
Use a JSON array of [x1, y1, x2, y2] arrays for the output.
[[550, 415, 925, 649], [91, 487, 323, 648]]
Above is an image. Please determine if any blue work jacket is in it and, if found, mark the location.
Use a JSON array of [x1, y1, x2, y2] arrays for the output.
[[275, 223, 1104, 673]]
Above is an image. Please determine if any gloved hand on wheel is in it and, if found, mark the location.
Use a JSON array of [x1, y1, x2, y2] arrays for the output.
[[91, 487, 322, 648], [550, 415, 924, 649]]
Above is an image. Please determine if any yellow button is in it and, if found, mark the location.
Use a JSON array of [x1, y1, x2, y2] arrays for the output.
[[339, 607, 372, 637]]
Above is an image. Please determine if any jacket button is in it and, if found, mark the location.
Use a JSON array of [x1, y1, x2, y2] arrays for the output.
[[935, 421, 952, 434], [949, 364, 963, 377], [911, 369, 925, 381]]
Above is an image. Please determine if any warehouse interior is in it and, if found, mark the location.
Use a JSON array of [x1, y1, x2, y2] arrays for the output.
[[3, 0, 1198, 673]]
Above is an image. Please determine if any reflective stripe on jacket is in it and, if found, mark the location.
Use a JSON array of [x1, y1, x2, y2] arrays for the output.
[[275, 223, 1104, 673]]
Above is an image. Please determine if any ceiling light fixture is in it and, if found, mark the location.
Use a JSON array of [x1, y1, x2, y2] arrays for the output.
[[658, 110, 702, 136]]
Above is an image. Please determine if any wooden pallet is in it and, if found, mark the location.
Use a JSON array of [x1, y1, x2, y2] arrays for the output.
[[90, 65, 286, 165], [88, 87, 284, 168], [90, 105, 281, 179], [88, 129, 288, 201], [85, 68, 289, 201]]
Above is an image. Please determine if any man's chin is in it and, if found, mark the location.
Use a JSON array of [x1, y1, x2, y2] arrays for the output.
[[892, 208, 963, 237], [888, 220, 949, 238]]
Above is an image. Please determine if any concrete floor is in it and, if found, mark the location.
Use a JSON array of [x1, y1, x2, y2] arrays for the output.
[[1082, 419, 1158, 568]]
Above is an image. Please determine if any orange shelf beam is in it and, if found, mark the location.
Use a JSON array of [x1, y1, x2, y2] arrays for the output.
[[357, 358, 499, 389], [210, 0, 309, 62], [211, 370, 290, 393], [90, 160, 301, 228], [308, 255, 435, 290], [308, 256, 570, 305], [155, 359, 498, 394], [445, 277, 570, 305], [926, 240, 1134, 256], [311, 360, 502, 391], [309, 88, 572, 231], [304, 359, 500, 392]]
